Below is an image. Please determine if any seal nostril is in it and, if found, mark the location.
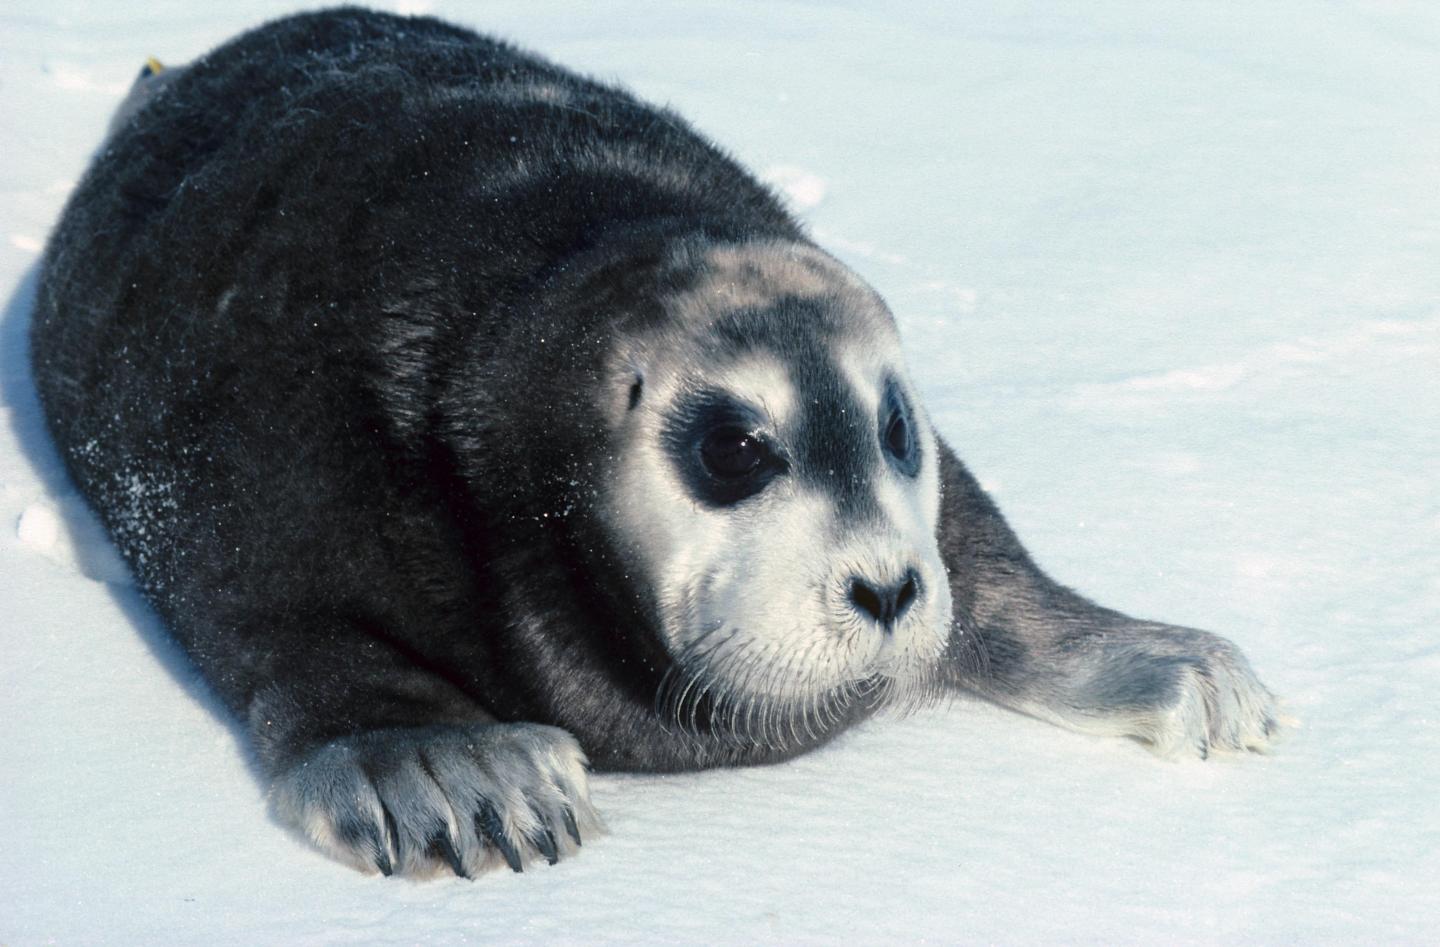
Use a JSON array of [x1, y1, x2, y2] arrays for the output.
[[895, 571, 919, 618], [849, 571, 921, 631], [850, 579, 886, 626]]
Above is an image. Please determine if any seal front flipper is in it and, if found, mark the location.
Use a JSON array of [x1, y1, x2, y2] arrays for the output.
[[934, 441, 1279, 758], [247, 631, 601, 878], [267, 722, 600, 878]]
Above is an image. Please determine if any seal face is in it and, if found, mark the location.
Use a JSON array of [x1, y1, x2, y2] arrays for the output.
[[31, 9, 1280, 880], [605, 241, 951, 743]]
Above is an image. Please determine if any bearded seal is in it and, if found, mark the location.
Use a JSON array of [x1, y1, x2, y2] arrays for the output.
[[30, 8, 1278, 878]]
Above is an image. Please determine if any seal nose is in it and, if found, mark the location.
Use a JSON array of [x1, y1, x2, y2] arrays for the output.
[[848, 569, 920, 632]]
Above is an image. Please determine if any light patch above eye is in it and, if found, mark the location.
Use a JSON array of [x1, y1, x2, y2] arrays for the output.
[[707, 354, 798, 428], [833, 329, 901, 419]]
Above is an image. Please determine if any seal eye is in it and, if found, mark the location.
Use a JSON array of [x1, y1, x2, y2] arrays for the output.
[[884, 410, 912, 462], [880, 382, 920, 477], [664, 393, 787, 507], [701, 427, 766, 479]]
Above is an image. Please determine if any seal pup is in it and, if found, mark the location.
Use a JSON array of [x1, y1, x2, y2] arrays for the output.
[[30, 8, 1279, 878]]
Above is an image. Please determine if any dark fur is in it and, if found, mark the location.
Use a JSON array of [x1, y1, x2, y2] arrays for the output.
[[32, 8, 1275, 876]]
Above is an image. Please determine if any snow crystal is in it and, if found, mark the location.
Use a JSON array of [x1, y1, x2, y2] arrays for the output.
[[16, 499, 60, 552], [14, 496, 133, 585], [761, 164, 828, 211]]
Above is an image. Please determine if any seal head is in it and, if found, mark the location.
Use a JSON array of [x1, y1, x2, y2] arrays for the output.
[[601, 240, 952, 745]]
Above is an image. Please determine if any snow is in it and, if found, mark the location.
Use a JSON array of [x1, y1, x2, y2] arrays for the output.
[[762, 165, 829, 211], [3, 1, 1438, 943]]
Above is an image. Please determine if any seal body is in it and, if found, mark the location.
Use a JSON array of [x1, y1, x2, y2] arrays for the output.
[[32, 8, 1278, 878]]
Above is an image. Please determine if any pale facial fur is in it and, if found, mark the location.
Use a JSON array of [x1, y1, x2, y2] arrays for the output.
[[600, 241, 952, 743]]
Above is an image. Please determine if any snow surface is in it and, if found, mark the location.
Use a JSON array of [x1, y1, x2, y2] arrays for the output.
[[3, 1, 1439, 943]]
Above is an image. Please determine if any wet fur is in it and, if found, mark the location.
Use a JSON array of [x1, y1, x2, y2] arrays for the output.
[[31, 8, 1277, 877]]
